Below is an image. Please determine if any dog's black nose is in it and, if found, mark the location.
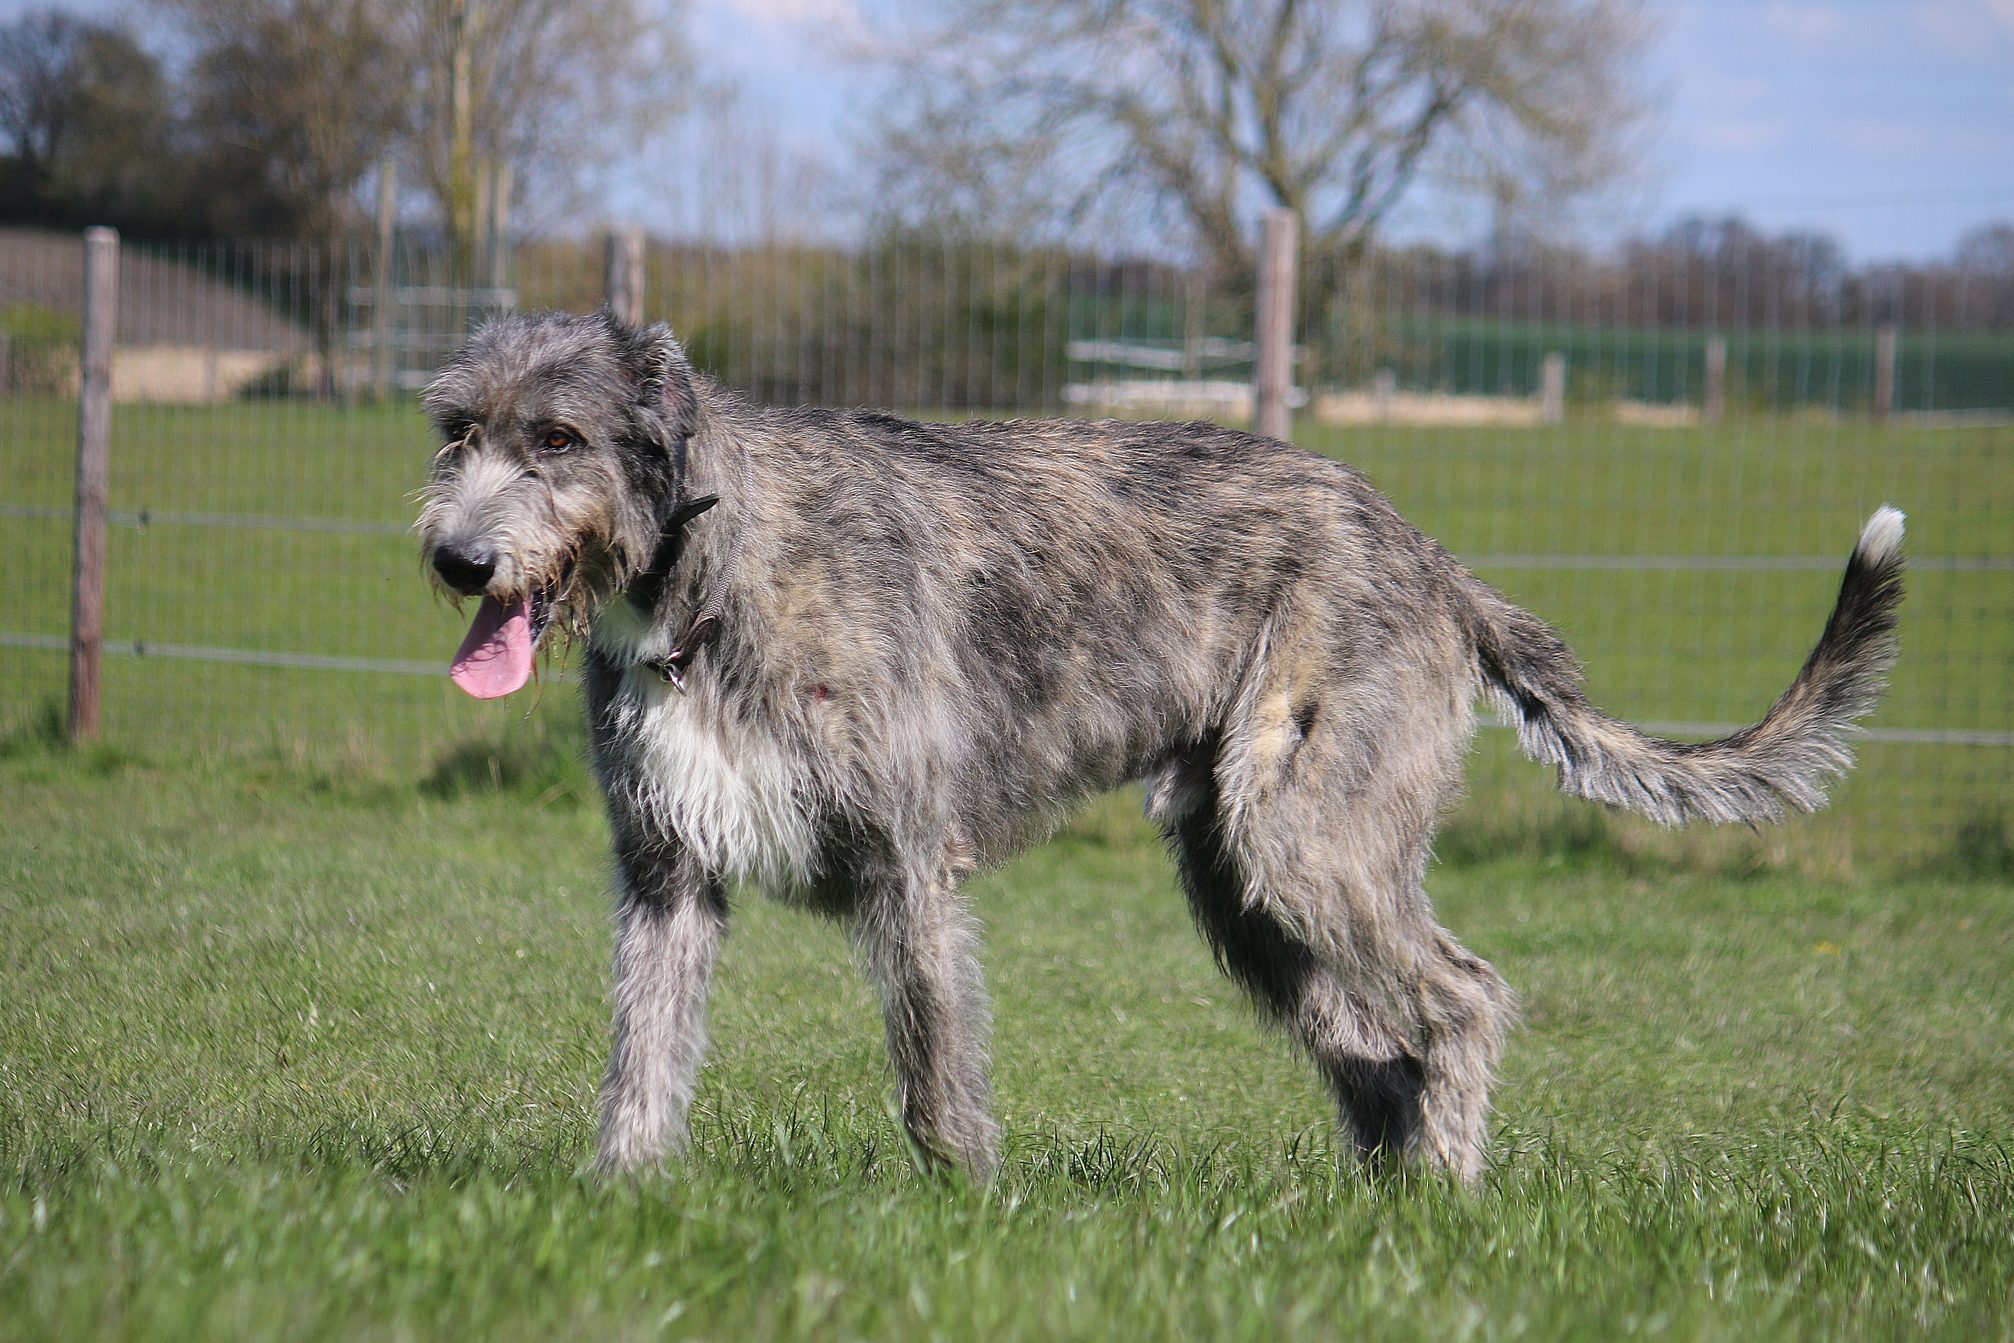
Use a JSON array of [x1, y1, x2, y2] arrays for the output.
[[432, 544, 497, 595]]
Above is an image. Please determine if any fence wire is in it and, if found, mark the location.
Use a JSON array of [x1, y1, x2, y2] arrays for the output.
[[1, 222, 2007, 872]]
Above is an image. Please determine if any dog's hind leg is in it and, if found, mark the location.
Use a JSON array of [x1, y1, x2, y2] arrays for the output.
[[851, 847, 1000, 1178], [1403, 925, 1516, 1181], [1250, 761, 1511, 1182], [1172, 786, 1511, 1180], [1162, 641, 1515, 1181], [1159, 764, 1427, 1167], [596, 830, 728, 1175]]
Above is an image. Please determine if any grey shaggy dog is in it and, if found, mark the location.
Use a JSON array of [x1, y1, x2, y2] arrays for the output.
[[416, 309, 1904, 1183]]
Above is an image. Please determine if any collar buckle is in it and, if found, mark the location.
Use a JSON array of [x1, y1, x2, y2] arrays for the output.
[[643, 612, 722, 694]]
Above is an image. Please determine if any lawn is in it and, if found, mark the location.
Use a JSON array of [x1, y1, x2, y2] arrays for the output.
[[3, 391, 2010, 1335], [2, 732, 2011, 1340]]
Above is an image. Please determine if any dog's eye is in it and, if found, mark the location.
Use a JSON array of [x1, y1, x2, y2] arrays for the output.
[[433, 426, 471, 462], [542, 428, 577, 453]]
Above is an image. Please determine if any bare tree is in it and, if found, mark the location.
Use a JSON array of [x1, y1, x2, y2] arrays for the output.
[[870, 0, 1656, 310], [656, 83, 847, 245], [0, 9, 84, 172], [165, 0, 413, 239], [402, 0, 690, 249], [155, 0, 414, 393], [1953, 222, 2014, 328], [153, 0, 689, 248], [0, 11, 179, 231], [1956, 222, 2014, 276]]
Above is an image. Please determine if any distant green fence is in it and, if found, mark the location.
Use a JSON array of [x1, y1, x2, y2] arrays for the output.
[[1382, 318, 2014, 412]]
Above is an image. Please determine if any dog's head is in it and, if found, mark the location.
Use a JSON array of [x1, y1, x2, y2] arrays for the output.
[[416, 309, 700, 697]]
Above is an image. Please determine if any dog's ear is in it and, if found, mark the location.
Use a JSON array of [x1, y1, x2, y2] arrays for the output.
[[628, 321, 699, 446]]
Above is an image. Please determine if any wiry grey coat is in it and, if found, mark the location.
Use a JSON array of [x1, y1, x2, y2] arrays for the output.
[[416, 310, 1905, 1182]]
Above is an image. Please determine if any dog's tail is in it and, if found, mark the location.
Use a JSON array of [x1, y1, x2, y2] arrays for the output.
[[1461, 507, 1905, 825]]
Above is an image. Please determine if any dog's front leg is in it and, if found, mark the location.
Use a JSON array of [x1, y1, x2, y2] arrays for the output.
[[853, 863, 1000, 1179], [596, 833, 726, 1175]]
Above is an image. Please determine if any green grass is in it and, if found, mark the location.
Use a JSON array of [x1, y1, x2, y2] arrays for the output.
[[3, 737, 2012, 1340]]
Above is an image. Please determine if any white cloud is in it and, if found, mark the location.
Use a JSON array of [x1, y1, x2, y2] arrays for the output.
[[1691, 72, 1775, 110]]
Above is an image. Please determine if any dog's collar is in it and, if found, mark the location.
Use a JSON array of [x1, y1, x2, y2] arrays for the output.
[[641, 605, 723, 694], [629, 449, 756, 693], [628, 493, 719, 612], [626, 423, 709, 612]]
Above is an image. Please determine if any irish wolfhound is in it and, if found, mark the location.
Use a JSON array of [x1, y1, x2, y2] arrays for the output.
[[416, 309, 1903, 1182]]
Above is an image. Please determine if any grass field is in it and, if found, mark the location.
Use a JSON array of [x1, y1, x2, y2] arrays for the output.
[[3, 732, 2012, 1340], [3, 390, 2012, 1337]]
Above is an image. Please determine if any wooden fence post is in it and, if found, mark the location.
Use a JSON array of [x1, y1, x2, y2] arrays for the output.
[[1539, 351, 1565, 425], [605, 228, 645, 326], [372, 159, 397, 400], [1703, 335, 1727, 425], [1181, 267, 1204, 385], [472, 164, 491, 292], [1253, 209, 1298, 442], [1874, 324, 1897, 422], [489, 162, 513, 294], [1373, 367, 1396, 421], [69, 226, 118, 743]]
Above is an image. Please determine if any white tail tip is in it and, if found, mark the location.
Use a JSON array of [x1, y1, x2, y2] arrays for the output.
[[1858, 506, 1905, 564]]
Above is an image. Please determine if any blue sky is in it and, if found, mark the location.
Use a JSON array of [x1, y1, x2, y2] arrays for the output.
[[679, 0, 2014, 261], [9, 0, 2011, 259], [1650, 0, 2014, 256]]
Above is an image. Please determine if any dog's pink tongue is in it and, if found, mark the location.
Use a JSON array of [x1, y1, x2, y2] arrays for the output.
[[450, 595, 533, 699]]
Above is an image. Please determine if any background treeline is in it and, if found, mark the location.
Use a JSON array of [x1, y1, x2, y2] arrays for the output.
[[0, 2, 676, 245], [1382, 218, 2014, 332], [7, 5, 2010, 336]]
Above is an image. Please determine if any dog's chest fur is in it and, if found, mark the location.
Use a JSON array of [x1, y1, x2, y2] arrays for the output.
[[587, 598, 819, 890]]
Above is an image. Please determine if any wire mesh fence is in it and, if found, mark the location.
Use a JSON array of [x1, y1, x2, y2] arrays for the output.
[[2, 222, 2007, 872]]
